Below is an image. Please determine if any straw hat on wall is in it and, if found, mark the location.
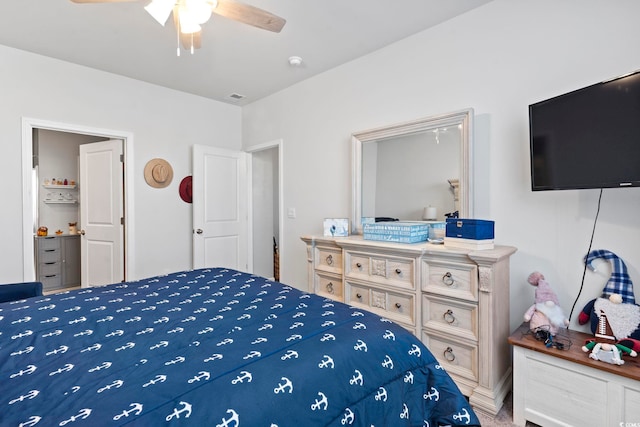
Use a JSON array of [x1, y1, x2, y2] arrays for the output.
[[144, 158, 173, 188]]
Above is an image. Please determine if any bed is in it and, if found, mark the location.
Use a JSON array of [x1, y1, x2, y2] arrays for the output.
[[1, 267, 479, 426]]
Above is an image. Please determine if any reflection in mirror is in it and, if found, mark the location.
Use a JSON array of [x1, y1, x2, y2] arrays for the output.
[[351, 109, 473, 235]]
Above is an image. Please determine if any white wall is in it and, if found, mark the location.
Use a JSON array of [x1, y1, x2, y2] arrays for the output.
[[0, 44, 241, 283], [242, 0, 640, 332]]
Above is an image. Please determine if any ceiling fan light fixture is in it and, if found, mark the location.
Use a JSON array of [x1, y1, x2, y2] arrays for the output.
[[179, 13, 201, 34], [183, 0, 214, 24], [144, 0, 175, 26]]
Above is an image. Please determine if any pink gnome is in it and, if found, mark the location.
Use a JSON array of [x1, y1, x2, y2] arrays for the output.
[[524, 272, 570, 335]]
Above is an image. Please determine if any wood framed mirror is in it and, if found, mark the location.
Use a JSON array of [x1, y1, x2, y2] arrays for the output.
[[351, 108, 473, 235]]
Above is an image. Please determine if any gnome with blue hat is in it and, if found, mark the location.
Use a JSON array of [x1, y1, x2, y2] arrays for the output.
[[578, 249, 640, 354]]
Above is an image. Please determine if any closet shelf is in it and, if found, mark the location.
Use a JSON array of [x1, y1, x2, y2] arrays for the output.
[[43, 184, 76, 189], [44, 199, 77, 204]]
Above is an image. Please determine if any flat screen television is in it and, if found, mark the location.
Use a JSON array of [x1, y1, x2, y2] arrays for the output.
[[529, 70, 640, 191]]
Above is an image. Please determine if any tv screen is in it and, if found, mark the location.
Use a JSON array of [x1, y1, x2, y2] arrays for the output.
[[529, 70, 640, 191]]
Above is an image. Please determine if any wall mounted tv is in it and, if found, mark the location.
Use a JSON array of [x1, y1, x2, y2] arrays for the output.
[[529, 70, 640, 191]]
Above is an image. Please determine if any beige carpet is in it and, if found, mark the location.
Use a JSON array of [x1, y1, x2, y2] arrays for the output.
[[474, 393, 540, 427]]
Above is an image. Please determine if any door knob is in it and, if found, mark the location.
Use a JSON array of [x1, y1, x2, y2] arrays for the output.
[[195, 229, 203, 234], [79, 230, 86, 235]]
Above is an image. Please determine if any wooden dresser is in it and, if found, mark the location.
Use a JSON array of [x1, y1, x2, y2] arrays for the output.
[[301, 235, 516, 416]]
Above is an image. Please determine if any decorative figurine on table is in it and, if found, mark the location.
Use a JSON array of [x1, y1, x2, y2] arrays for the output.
[[582, 337, 636, 365], [524, 272, 570, 336], [578, 250, 640, 360]]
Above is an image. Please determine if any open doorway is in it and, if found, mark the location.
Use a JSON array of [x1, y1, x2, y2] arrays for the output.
[[21, 118, 135, 288], [248, 140, 283, 281], [33, 130, 110, 292]]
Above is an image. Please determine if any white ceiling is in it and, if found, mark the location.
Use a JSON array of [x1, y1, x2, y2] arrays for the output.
[[1, 0, 492, 106]]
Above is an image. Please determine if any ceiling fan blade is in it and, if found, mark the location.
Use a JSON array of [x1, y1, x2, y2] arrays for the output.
[[213, 0, 286, 33], [145, 0, 175, 26], [70, 0, 138, 3]]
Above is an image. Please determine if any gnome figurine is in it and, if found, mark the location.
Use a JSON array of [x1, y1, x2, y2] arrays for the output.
[[524, 272, 570, 336], [578, 250, 640, 353]]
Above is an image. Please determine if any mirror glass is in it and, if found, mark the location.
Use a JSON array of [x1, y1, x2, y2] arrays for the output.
[[351, 108, 473, 234]]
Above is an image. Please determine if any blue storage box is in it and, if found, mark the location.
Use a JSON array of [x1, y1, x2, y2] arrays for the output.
[[363, 222, 430, 243], [445, 218, 495, 240]]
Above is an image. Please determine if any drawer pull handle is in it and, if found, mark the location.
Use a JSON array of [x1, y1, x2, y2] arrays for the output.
[[356, 293, 362, 299], [443, 309, 456, 324], [326, 282, 334, 294], [444, 347, 456, 362], [395, 302, 402, 309], [44, 249, 56, 252], [356, 262, 362, 268], [442, 272, 454, 286], [395, 268, 402, 275], [326, 254, 333, 266]]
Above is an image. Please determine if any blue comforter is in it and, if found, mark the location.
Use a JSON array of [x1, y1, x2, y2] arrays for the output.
[[0, 268, 479, 426]]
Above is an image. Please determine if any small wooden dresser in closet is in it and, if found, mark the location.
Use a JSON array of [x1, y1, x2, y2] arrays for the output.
[[301, 235, 517, 416], [35, 235, 81, 292]]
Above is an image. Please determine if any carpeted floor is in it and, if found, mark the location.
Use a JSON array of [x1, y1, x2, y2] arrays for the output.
[[473, 393, 540, 426]]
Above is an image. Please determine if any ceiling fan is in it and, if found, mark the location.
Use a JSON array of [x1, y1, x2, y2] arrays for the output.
[[70, 0, 286, 54]]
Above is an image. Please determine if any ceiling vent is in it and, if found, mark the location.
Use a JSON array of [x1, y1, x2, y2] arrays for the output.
[[227, 93, 245, 101]]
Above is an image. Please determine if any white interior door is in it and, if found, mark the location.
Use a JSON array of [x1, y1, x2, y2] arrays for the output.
[[79, 139, 124, 286], [193, 145, 248, 271]]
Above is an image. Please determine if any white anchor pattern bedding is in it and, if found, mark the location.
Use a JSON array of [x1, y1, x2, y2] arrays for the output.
[[0, 268, 479, 426]]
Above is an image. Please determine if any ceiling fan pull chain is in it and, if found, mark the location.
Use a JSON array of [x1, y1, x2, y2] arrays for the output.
[[176, 22, 181, 57]]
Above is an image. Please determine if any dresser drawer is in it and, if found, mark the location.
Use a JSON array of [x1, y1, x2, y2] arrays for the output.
[[39, 262, 62, 277], [345, 251, 415, 290], [40, 274, 62, 288], [346, 280, 415, 326], [39, 248, 61, 263], [349, 282, 371, 306], [38, 237, 60, 251], [422, 260, 477, 302], [422, 331, 478, 383], [422, 294, 478, 341], [315, 246, 343, 274], [314, 272, 343, 301]]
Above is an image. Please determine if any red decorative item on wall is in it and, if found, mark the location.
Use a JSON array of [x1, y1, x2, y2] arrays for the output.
[[179, 176, 192, 203]]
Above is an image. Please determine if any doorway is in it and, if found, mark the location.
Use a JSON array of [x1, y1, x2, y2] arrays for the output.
[[191, 142, 282, 279], [34, 130, 110, 291], [21, 118, 135, 285], [247, 140, 283, 281]]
